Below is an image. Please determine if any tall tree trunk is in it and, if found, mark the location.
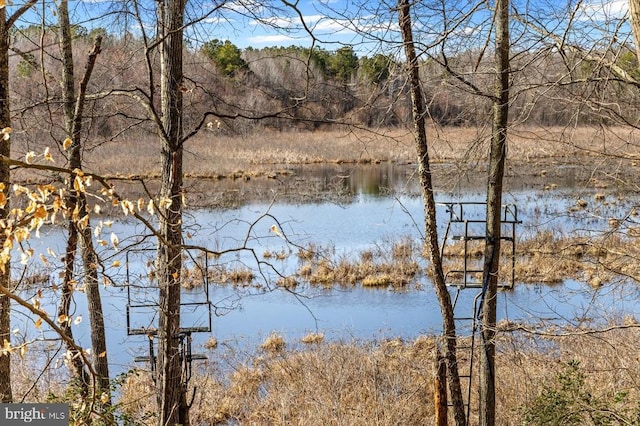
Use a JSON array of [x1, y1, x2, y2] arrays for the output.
[[479, 0, 510, 423], [0, 8, 10, 401], [0, 0, 39, 401], [156, 0, 187, 424], [630, 0, 640, 68], [398, 1, 466, 424], [58, 0, 110, 407], [57, 0, 90, 396], [74, 38, 111, 404]]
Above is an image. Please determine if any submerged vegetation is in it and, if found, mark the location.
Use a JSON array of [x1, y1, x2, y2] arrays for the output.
[[178, 226, 640, 290]]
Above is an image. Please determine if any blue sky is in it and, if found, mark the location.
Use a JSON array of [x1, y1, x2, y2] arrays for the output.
[[194, 0, 399, 53], [9, 0, 400, 54], [8, 0, 635, 55]]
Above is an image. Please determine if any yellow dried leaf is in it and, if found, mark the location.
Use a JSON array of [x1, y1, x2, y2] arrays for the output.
[[33, 205, 47, 220], [1, 127, 11, 140], [25, 151, 36, 164], [147, 200, 156, 215], [159, 197, 172, 209], [19, 345, 27, 359], [78, 214, 89, 230], [34, 318, 42, 329], [2, 339, 11, 354], [57, 314, 69, 324], [121, 200, 134, 216], [112, 260, 120, 267], [110, 232, 119, 249], [14, 227, 29, 242], [43, 147, 53, 162], [73, 176, 85, 193], [63, 138, 73, 150], [13, 184, 28, 196], [25, 200, 36, 214], [52, 196, 64, 211], [100, 392, 109, 404]]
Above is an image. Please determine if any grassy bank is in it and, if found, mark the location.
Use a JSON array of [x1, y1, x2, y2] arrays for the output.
[[44, 125, 640, 180], [111, 327, 639, 425]]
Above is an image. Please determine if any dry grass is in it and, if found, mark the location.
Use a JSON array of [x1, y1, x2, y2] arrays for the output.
[[182, 226, 640, 290], [76, 126, 640, 180], [296, 238, 421, 288], [14, 125, 633, 209], [115, 326, 640, 425], [440, 229, 640, 286]]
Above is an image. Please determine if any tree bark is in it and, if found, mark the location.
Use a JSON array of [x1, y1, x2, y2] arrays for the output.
[[156, 0, 187, 424], [479, 0, 510, 423], [58, 0, 110, 407], [0, 0, 40, 402], [74, 37, 111, 404], [0, 7, 9, 401], [398, 0, 466, 424], [58, 0, 90, 396], [630, 0, 640, 68]]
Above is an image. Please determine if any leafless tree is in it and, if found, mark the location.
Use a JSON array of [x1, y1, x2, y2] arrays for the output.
[[479, 0, 510, 423], [398, 0, 467, 424], [56, 0, 111, 407], [0, 0, 39, 403]]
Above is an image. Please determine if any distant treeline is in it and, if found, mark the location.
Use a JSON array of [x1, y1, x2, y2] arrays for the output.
[[9, 27, 640, 142]]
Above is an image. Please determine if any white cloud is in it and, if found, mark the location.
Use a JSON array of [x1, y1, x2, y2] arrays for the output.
[[578, 0, 628, 21], [247, 34, 305, 44]]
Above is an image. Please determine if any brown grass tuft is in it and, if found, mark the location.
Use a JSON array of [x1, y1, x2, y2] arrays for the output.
[[260, 333, 286, 353], [300, 332, 325, 344]]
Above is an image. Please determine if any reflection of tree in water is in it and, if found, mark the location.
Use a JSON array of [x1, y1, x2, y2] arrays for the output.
[[332, 163, 412, 197]]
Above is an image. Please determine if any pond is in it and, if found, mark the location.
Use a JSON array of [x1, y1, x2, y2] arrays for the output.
[[13, 163, 640, 372]]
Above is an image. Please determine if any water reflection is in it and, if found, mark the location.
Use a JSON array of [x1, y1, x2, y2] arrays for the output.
[[11, 163, 640, 372]]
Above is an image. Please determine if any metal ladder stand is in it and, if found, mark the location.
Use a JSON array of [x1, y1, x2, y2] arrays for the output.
[[125, 249, 212, 403], [439, 201, 520, 424]]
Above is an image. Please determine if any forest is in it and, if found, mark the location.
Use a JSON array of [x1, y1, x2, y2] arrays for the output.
[[0, 0, 639, 425]]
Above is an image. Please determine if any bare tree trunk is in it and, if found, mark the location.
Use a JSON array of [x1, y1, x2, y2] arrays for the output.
[[58, 0, 110, 406], [398, 0, 466, 424], [630, 0, 640, 67], [58, 0, 90, 396], [0, 8, 10, 402], [74, 38, 111, 404], [479, 0, 510, 423], [156, 0, 188, 424], [0, 0, 39, 402]]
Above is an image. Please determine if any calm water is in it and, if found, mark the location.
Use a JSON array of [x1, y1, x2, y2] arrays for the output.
[[13, 163, 640, 371]]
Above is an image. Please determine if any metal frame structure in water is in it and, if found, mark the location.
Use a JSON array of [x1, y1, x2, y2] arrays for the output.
[[439, 201, 521, 425], [124, 248, 212, 400]]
